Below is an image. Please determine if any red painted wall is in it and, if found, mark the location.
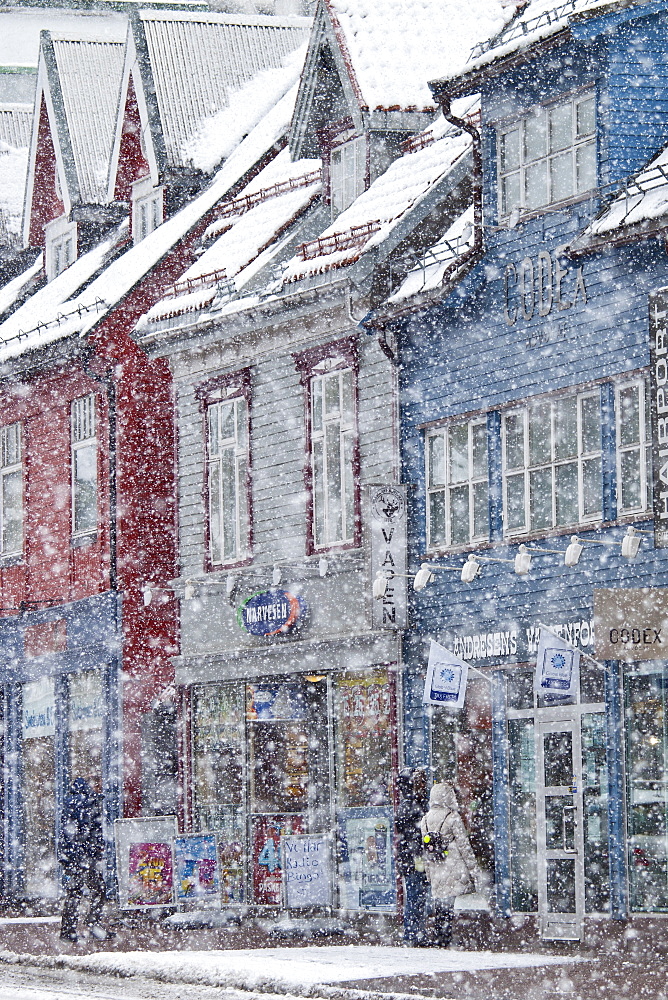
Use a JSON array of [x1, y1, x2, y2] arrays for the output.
[[113, 75, 151, 204], [28, 96, 65, 248]]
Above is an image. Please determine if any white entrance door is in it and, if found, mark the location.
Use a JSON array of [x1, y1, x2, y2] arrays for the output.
[[536, 716, 585, 940]]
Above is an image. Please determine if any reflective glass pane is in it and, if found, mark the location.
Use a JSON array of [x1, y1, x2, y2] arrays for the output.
[[428, 434, 445, 487], [449, 424, 469, 484], [73, 444, 97, 534], [508, 718, 538, 911], [506, 472, 526, 530], [620, 449, 642, 511], [2, 467, 22, 553], [554, 397, 577, 459], [221, 448, 236, 559], [549, 102, 572, 152], [502, 172, 521, 214], [312, 380, 323, 432], [325, 374, 341, 415], [209, 462, 222, 564], [547, 858, 576, 912], [580, 394, 601, 454], [501, 128, 520, 171], [473, 481, 489, 539], [555, 461, 578, 526], [313, 438, 325, 545], [582, 712, 610, 912], [582, 456, 602, 518], [325, 422, 343, 542], [545, 795, 573, 850], [544, 730, 573, 786], [524, 112, 547, 159], [341, 370, 354, 421], [472, 422, 488, 479], [576, 96, 596, 137], [529, 406, 551, 465], [343, 430, 354, 541], [550, 150, 574, 202], [619, 385, 640, 447], [505, 413, 525, 469], [448, 484, 470, 544], [428, 491, 446, 547], [529, 467, 552, 529], [525, 160, 548, 209], [219, 402, 234, 440]]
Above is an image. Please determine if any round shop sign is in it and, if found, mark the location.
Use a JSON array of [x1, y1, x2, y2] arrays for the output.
[[237, 589, 307, 637], [371, 485, 406, 524]]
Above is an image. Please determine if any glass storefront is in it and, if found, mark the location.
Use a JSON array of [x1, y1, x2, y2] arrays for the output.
[[67, 670, 104, 788], [22, 677, 57, 897], [625, 664, 668, 912], [191, 667, 397, 909]]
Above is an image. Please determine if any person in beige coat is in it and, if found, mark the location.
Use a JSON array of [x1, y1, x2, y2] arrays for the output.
[[420, 782, 483, 947]]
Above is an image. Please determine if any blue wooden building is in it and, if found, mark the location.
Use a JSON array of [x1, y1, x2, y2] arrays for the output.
[[369, 0, 668, 945]]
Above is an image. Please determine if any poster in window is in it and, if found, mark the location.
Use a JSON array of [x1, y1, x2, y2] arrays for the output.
[[337, 807, 396, 910], [336, 670, 392, 808], [115, 816, 177, 908], [219, 834, 245, 905], [174, 834, 220, 903], [251, 814, 304, 905]]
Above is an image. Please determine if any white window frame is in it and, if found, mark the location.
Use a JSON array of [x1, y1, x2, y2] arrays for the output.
[[503, 391, 603, 536], [310, 365, 356, 549], [132, 177, 163, 244], [426, 418, 489, 550], [498, 90, 596, 218], [0, 422, 22, 557], [207, 395, 250, 566], [616, 379, 652, 516], [45, 215, 77, 282], [330, 135, 366, 218], [71, 394, 98, 538]]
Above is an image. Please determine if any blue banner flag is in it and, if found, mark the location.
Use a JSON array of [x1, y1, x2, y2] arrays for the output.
[[535, 627, 580, 696], [423, 640, 469, 708]]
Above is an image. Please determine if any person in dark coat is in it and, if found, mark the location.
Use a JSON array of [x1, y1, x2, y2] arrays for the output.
[[59, 777, 109, 942], [396, 768, 429, 945]]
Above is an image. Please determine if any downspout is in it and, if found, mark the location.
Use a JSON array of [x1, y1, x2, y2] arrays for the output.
[[436, 92, 484, 280]]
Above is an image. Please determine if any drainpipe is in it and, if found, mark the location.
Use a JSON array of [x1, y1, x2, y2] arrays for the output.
[[436, 93, 484, 282]]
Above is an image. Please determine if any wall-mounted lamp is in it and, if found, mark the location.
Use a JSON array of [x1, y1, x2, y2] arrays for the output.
[[184, 579, 197, 601], [142, 584, 154, 607], [226, 573, 236, 596], [413, 562, 465, 590], [272, 565, 282, 587], [564, 526, 648, 566], [319, 557, 329, 578]]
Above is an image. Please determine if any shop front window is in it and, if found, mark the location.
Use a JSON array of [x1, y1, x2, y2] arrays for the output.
[[581, 711, 609, 912], [67, 670, 103, 787], [625, 667, 668, 911], [508, 716, 538, 911], [22, 677, 57, 897]]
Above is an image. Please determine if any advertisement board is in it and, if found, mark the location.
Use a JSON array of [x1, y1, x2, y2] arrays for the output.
[[281, 833, 332, 908]]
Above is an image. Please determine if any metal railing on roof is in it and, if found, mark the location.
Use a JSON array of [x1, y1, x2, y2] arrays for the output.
[[468, 0, 582, 60], [0, 298, 108, 351], [296, 221, 382, 261], [215, 169, 322, 220], [162, 268, 229, 299]]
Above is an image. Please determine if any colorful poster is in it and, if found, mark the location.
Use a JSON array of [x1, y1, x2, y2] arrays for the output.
[[336, 671, 392, 808], [219, 835, 245, 905], [246, 683, 308, 721], [128, 842, 174, 906], [174, 834, 220, 903], [337, 808, 396, 911], [251, 814, 304, 905], [115, 816, 177, 909]]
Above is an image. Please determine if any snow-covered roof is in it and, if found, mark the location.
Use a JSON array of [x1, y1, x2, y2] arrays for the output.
[[183, 44, 307, 174], [0, 8, 126, 69], [140, 149, 321, 331], [137, 9, 309, 170], [568, 144, 668, 252], [387, 205, 476, 304], [0, 254, 42, 318], [433, 0, 619, 95], [281, 104, 475, 284], [0, 79, 299, 363], [0, 104, 32, 148], [326, 0, 507, 112], [50, 35, 126, 204]]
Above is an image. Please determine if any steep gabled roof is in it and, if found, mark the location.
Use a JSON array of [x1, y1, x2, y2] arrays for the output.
[[129, 9, 310, 172], [0, 104, 32, 148], [22, 30, 125, 244], [0, 104, 32, 244], [290, 0, 505, 157], [282, 102, 476, 285]]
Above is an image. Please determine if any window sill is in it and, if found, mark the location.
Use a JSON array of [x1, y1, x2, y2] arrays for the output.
[[498, 189, 596, 227], [0, 553, 24, 567], [71, 532, 98, 549]]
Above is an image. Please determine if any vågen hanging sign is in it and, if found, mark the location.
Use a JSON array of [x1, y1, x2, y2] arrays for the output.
[[238, 589, 307, 636]]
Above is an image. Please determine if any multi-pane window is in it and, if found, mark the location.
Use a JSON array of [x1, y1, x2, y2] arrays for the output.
[[311, 368, 355, 548], [0, 422, 22, 556], [503, 392, 602, 534], [207, 397, 250, 565], [45, 218, 77, 282], [71, 395, 97, 536], [617, 380, 652, 515], [499, 91, 596, 216], [426, 420, 489, 548], [330, 136, 366, 217]]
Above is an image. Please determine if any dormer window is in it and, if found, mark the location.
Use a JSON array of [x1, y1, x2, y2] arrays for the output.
[[132, 176, 163, 244], [45, 215, 77, 282], [330, 135, 366, 217], [498, 91, 596, 218]]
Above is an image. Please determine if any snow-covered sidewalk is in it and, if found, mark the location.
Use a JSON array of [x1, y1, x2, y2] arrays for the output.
[[37, 945, 583, 992]]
